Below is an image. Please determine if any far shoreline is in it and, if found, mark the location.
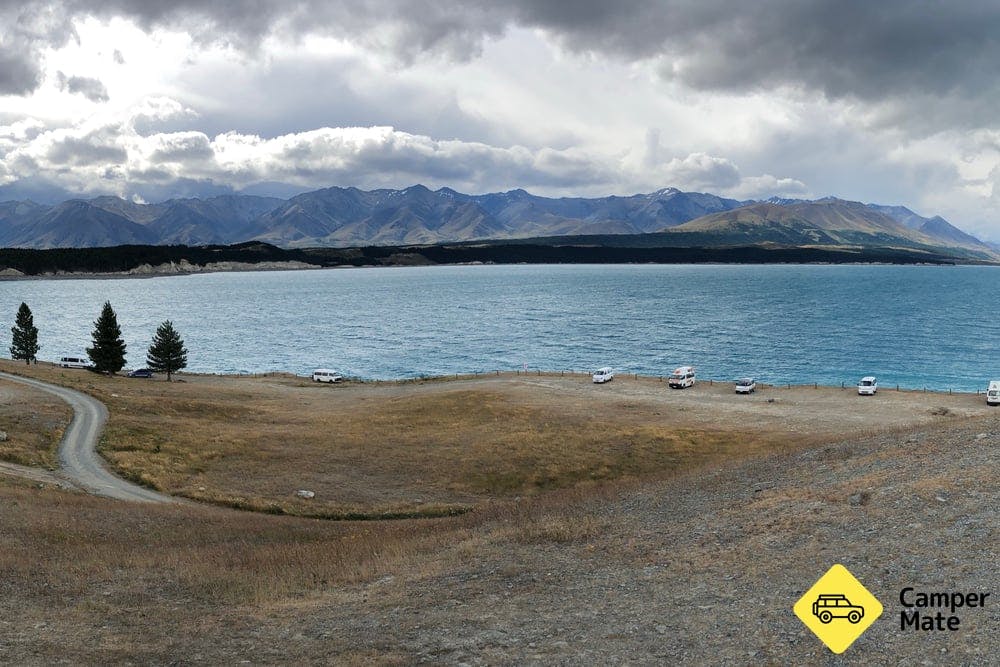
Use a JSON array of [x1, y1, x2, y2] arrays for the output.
[[0, 256, 985, 283], [0, 238, 990, 280]]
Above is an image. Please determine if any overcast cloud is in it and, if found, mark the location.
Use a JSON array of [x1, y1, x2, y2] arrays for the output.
[[3, 2, 1000, 237]]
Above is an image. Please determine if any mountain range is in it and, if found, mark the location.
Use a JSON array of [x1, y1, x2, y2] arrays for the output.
[[0, 185, 994, 260]]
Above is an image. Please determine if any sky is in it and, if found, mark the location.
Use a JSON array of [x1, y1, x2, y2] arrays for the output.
[[3, 2, 1000, 239]]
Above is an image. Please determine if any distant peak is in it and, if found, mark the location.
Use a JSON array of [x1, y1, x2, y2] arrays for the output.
[[62, 199, 94, 208], [818, 196, 867, 206], [765, 196, 805, 205]]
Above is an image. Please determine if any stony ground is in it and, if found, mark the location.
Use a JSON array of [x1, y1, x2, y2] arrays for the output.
[[237, 416, 998, 665]]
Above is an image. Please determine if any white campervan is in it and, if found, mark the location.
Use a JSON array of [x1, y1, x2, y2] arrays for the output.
[[857, 376, 878, 395], [987, 381, 1000, 406], [668, 366, 696, 389], [592, 367, 614, 384], [312, 369, 343, 383], [59, 356, 91, 369]]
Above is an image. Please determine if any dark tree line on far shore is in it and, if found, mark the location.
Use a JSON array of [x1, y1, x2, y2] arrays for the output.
[[0, 242, 319, 276], [0, 239, 964, 278]]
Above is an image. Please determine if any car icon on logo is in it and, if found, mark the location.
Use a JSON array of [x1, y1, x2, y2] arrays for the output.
[[812, 594, 865, 624]]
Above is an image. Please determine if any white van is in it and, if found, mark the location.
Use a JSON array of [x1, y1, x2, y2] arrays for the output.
[[59, 356, 91, 369], [668, 366, 696, 389], [592, 367, 614, 384], [312, 369, 343, 383], [987, 381, 1000, 405], [858, 376, 878, 395]]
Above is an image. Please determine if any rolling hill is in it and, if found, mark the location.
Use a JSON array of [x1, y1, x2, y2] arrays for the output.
[[662, 198, 998, 260]]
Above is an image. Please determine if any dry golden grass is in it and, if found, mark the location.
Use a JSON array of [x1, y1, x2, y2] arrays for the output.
[[0, 473, 485, 663], [0, 476, 477, 604], [3, 359, 984, 524], [0, 469, 627, 662], [0, 360, 913, 520], [98, 383, 804, 519], [0, 372, 71, 467]]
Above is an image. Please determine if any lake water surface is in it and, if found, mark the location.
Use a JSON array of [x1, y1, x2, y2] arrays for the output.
[[2, 263, 999, 390]]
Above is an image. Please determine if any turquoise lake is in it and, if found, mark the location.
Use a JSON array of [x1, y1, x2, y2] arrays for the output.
[[2, 263, 999, 390]]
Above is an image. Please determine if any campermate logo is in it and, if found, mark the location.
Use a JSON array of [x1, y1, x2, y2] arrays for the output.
[[794, 564, 883, 654]]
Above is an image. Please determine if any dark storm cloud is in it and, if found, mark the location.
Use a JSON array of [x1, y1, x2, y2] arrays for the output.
[[48, 1, 1000, 101], [508, 1, 1000, 105], [504, 1, 1000, 99], [0, 1, 994, 104], [0, 47, 43, 95], [56, 71, 110, 102], [0, 4, 77, 94]]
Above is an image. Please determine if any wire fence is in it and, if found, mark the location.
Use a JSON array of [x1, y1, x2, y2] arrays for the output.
[[218, 368, 993, 395]]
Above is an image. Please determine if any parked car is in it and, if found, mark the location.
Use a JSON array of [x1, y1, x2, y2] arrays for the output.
[[857, 376, 878, 395], [592, 367, 614, 384], [668, 366, 696, 389], [312, 369, 343, 383], [735, 377, 757, 394], [127, 368, 153, 378], [988, 380, 1000, 406], [59, 356, 91, 369]]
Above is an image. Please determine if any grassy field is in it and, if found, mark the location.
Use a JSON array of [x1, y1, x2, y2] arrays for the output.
[[2, 361, 813, 519], [1, 360, 977, 520], [0, 460, 618, 663], [0, 369, 71, 468], [107, 384, 802, 517]]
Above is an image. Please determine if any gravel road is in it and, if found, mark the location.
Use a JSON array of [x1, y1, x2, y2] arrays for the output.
[[0, 371, 173, 503]]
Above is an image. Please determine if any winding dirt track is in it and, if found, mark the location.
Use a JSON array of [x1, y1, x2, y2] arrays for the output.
[[0, 371, 173, 503]]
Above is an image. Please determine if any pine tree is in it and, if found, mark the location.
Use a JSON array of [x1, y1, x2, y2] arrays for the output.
[[146, 320, 188, 381], [87, 301, 127, 374], [10, 302, 40, 364]]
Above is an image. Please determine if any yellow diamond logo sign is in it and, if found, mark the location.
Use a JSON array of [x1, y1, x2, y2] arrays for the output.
[[794, 564, 883, 654]]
